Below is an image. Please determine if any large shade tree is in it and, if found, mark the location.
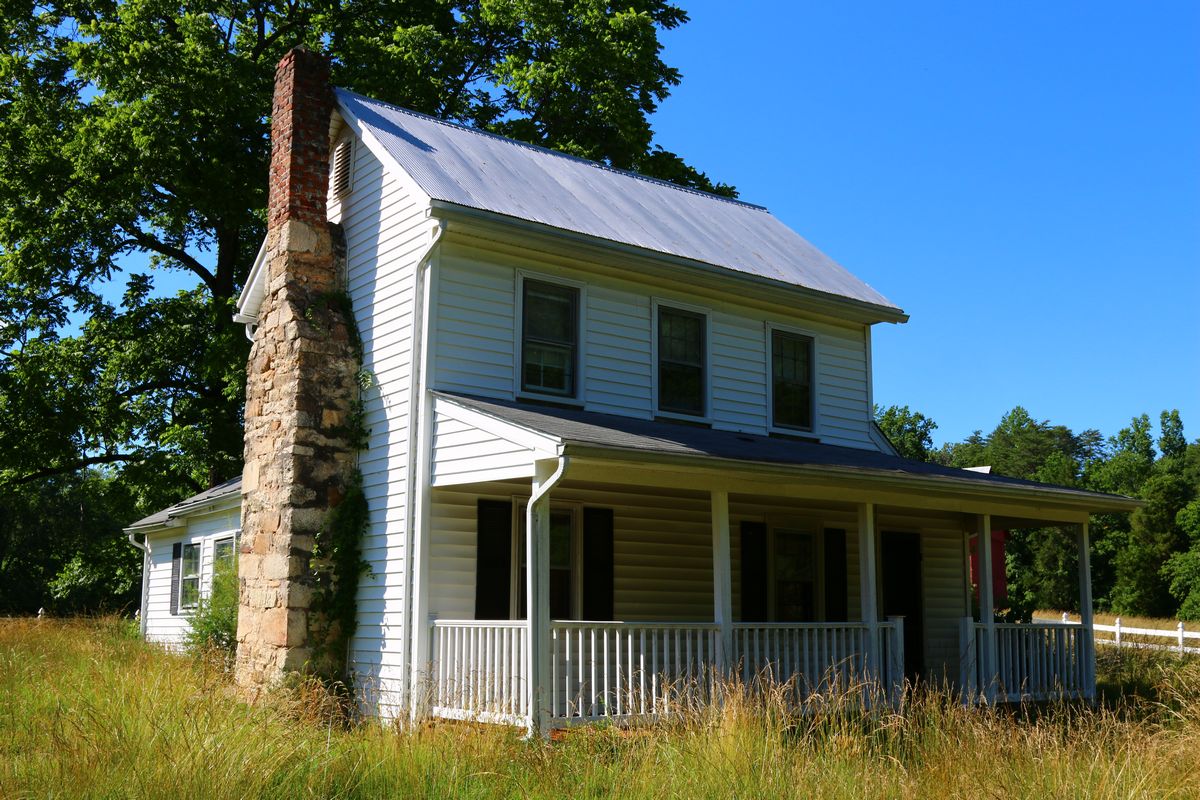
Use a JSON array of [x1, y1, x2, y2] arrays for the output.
[[0, 0, 732, 611]]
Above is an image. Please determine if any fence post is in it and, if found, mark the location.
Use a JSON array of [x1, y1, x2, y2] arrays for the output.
[[1115, 617, 1122, 650], [1062, 611, 1069, 623], [1179, 622, 1186, 656]]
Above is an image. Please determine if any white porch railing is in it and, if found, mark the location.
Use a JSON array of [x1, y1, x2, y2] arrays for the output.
[[429, 620, 528, 724], [960, 617, 1092, 703], [430, 619, 907, 726], [549, 622, 721, 722], [734, 619, 905, 702]]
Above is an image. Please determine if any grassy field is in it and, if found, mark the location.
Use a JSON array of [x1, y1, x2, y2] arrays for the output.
[[2, 618, 1199, 799]]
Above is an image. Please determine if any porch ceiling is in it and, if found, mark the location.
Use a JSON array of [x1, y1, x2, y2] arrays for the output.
[[432, 392, 1140, 521]]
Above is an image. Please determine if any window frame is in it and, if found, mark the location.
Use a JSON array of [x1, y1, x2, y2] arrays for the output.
[[766, 322, 819, 436], [515, 271, 586, 405], [178, 542, 202, 612], [509, 500, 584, 621], [651, 298, 712, 422]]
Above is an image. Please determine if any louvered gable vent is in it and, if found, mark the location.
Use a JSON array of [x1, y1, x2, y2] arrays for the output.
[[331, 139, 353, 196]]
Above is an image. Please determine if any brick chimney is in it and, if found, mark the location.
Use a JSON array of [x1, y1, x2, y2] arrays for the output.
[[235, 46, 360, 696]]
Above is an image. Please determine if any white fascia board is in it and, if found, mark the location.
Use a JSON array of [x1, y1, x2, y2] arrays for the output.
[[235, 238, 269, 322], [433, 394, 562, 458]]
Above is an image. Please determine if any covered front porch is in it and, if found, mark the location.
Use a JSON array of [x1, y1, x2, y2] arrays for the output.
[[412, 393, 1135, 731]]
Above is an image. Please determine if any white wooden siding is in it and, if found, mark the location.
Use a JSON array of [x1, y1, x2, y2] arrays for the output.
[[430, 243, 878, 448], [329, 133, 433, 715], [431, 410, 536, 486], [142, 507, 240, 647]]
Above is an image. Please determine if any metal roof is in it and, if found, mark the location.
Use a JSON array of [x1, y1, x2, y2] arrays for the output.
[[336, 89, 902, 313], [125, 477, 242, 530], [435, 392, 1140, 511]]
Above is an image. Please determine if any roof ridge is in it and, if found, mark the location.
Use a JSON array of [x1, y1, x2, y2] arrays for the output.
[[334, 88, 768, 212]]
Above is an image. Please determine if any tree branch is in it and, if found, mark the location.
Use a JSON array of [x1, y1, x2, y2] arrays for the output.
[[118, 225, 218, 293], [3, 453, 141, 488]]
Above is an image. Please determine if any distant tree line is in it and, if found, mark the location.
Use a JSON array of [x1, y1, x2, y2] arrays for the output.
[[877, 405, 1200, 620]]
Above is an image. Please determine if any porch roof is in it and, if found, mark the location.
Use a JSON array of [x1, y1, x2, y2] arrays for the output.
[[124, 477, 242, 531], [433, 392, 1140, 513]]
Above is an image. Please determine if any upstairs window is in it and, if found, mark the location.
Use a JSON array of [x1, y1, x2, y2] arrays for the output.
[[771, 329, 814, 431], [521, 279, 578, 397], [179, 543, 201, 611], [657, 306, 706, 416]]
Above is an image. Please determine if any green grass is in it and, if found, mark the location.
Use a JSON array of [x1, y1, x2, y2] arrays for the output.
[[2, 617, 1199, 798]]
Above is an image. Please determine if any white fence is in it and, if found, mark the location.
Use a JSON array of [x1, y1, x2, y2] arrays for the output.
[[1044, 613, 1200, 656]]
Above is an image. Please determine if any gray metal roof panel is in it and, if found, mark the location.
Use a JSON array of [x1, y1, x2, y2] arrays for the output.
[[336, 89, 901, 312], [126, 477, 242, 530], [435, 392, 1136, 508]]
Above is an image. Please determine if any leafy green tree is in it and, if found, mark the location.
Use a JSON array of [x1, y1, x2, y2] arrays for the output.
[[873, 404, 937, 461], [185, 555, 240, 657], [1, 0, 726, 611], [1164, 498, 1200, 620], [1110, 470, 1195, 616]]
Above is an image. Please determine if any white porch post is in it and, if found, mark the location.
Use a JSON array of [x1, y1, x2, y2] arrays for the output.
[[1077, 520, 1096, 700], [526, 458, 565, 736], [857, 503, 880, 679], [710, 489, 733, 672], [976, 513, 997, 703]]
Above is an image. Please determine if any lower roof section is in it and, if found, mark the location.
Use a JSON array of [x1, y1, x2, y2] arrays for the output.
[[432, 391, 1140, 519], [125, 477, 242, 531]]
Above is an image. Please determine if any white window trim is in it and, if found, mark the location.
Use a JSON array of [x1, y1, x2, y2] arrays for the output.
[[178, 541, 201, 612], [651, 297, 713, 423], [514, 270, 587, 407], [765, 321, 821, 437], [508, 499, 583, 620]]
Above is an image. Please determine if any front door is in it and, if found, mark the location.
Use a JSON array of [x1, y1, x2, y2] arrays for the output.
[[880, 531, 924, 680]]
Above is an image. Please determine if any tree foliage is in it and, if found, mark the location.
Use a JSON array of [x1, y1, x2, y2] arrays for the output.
[[874, 404, 937, 462], [0, 0, 727, 613]]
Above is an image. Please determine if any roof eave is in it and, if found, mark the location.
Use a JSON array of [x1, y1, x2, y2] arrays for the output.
[[560, 442, 1143, 514], [428, 200, 910, 326]]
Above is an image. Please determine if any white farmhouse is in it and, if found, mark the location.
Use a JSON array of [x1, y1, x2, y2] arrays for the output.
[[128, 48, 1138, 732]]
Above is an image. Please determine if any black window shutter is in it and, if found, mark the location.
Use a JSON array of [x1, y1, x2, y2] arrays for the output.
[[169, 542, 182, 616], [823, 528, 848, 622], [475, 500, 513, 620], [582, 507, 614, 620], [740, 521, 768, 621]]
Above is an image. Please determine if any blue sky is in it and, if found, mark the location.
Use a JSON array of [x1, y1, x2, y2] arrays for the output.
[[651, 1, 1199, 446]]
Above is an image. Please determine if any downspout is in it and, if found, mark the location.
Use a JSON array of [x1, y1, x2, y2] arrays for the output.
[[403, 218, 446, 722], [127, 530, 151, 638], [526, 455, 569, 736]]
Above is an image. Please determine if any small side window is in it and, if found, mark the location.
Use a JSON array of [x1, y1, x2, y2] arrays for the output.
[[179, 543, 201, 611]]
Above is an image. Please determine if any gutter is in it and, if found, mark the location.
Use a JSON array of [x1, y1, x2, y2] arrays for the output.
[[127, 530, 151, 638], [428, 201, 910, 326]]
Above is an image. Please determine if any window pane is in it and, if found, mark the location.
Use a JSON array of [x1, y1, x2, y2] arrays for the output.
[[182, 543, 200, 575], [522, 280, 577, 396], [658, 307, 705, 415], [181, 577, 199, 609], [772, 330, 813, 430], [214, 538, 235, 564]]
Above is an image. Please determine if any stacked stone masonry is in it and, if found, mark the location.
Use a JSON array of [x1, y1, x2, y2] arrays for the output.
[[235, 47, 361, 698]]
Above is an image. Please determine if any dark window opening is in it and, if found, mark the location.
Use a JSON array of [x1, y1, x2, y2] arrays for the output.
[[521, 280, 578, 397], [658, 306, 706, 415], [772, 329, 813, 431]]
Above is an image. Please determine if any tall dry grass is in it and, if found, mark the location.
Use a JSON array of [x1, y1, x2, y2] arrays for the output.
[[1, 617, 1198, 799]]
